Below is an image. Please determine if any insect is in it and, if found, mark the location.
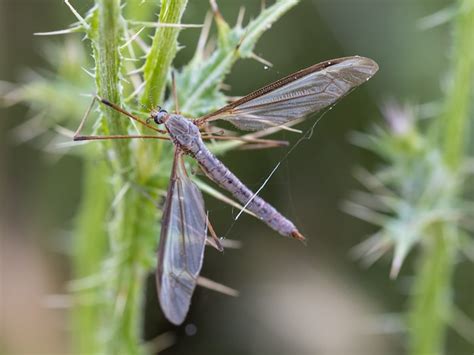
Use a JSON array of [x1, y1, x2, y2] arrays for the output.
[[74, 56, 379, 325]]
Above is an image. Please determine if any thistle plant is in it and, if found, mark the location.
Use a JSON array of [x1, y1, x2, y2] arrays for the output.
[[345, 1, 474, 354], [2, 0, 300, 353]]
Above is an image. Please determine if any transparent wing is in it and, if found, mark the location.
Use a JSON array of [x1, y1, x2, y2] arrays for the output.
[[156, 150, 207, 325], [199, 56, 378, 131]]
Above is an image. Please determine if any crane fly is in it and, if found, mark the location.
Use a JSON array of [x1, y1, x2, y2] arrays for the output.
[[74, 56, 379, 325]]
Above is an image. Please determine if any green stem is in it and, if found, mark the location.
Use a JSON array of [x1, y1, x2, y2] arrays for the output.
[[409, 1, 474, 354], [441, 0, 474, 169], [89, 1, 149, 353], [92, 0, 129, 167], [409, 225, 456, 355], [72, 1, 126, 351], [95, 0, 122, 110], [141, 0, 188, 108], [108, 191, 148, 355], [72, 159, 109, 354]]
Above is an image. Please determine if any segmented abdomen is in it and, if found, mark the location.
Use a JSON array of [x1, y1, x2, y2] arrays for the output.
[[192, 141, 299, 238]]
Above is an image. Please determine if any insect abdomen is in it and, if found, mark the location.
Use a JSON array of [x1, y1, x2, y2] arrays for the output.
[[194, 141, 304, 241]]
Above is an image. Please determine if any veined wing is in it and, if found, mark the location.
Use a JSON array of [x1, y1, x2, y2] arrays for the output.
[[198, 56, 378, 131], [156, 150, 207, 325]]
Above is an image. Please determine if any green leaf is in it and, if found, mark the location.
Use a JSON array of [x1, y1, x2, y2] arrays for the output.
[[141, 0, 188, 108]]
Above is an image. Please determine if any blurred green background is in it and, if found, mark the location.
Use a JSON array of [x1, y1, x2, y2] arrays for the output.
[[0, 0, 472, 354]]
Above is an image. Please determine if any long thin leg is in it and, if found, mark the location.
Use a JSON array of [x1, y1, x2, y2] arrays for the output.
[[73, 95, 98, 137], [97, 96, 167, 134], [201, 133, 288, 147], [73, 95, 169, 142], [196, 276, 239, 297], [205, 214, 223, 252], [74, 134, 169, 142]]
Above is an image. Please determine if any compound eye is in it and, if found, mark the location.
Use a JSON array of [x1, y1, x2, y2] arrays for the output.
[[152, 114, 161, 125]]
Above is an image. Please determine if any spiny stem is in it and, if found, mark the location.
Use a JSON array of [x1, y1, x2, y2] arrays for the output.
[[409, 1, 474, 354], [72, 159, 109, 354], [89, 1, 150, 353], [440, 0, 474, 169], [108, 191, 148, 354], [72, 0, 129, 352], [409, 225, 456, 355]]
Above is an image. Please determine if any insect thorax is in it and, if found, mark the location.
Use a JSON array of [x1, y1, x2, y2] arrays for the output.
[[165, 114, 202, 153]]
